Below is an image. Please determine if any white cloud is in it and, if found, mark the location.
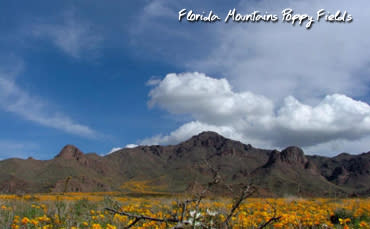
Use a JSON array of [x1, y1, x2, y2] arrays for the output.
[[188, 0, 370, 102], [125, 144, 138, 148], [31, 10, 102, 58], [144, 72, 370, 154], [135, 0, 370, 104], [134, 0, 370, 155], [305, 136, 370, 157], [149, 72, 273, 125], [0, 71, 98, 138]]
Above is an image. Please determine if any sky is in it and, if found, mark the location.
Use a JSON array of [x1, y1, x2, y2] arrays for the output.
[[1, 0, 370, 159]]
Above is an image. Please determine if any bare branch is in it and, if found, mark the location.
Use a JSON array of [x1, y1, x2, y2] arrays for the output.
[[257, 201, 282, 229], [258, 216, 282, 229], [223, 185, 256, 227], [105, 207, 179, 228], [125, 217, 141, 228]]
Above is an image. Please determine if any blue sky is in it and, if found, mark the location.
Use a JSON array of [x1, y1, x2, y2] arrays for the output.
[[1, 0, 370, 159]]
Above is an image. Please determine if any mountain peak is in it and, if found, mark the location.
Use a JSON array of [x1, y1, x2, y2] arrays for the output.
[[264, 146, 308, 168], [280, 146, 307, 164], [193, 131, 223, 139], [186, 131, 238, 147], [335, 152, 352, 160], [183, 131, 226, 145], [55, 145, 84, 160]]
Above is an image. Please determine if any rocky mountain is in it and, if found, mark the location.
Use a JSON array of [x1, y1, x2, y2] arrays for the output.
[[309, 151, 370, 195], [0, 132, 369, 197], [250, 147, 346, 196]]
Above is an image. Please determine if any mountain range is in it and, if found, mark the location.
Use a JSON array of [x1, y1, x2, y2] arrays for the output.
[[0, 132, 369, 197]]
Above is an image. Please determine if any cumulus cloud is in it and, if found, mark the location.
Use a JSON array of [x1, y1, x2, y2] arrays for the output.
[[305, 136, 370, 157], [143, 73, 370, 154], [189, 0, 370, 102], [31, 10, 102, 58], [0, 71, 99, 138], [133, 0, 370, 155], [149, 72, 273, 125], [135, 0, 370, 103]]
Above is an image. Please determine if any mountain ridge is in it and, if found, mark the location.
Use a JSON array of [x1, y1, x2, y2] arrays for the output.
[[0, 131, 369, 196]]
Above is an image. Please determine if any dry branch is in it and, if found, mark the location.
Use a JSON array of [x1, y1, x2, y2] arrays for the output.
[[104, 207, 179, 228], [258, 216, 282, 229], [223, 185, 256, 227], [257, 201, 282, 229]]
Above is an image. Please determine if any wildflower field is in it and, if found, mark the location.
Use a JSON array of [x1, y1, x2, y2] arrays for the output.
[[0, 193, 369, 228]]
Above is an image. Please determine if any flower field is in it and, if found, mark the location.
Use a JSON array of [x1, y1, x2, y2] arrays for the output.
[[0, 193, 369, 228]]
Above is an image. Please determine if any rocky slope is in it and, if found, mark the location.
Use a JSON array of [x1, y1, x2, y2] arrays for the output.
[[0, 132, 368, 196]]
